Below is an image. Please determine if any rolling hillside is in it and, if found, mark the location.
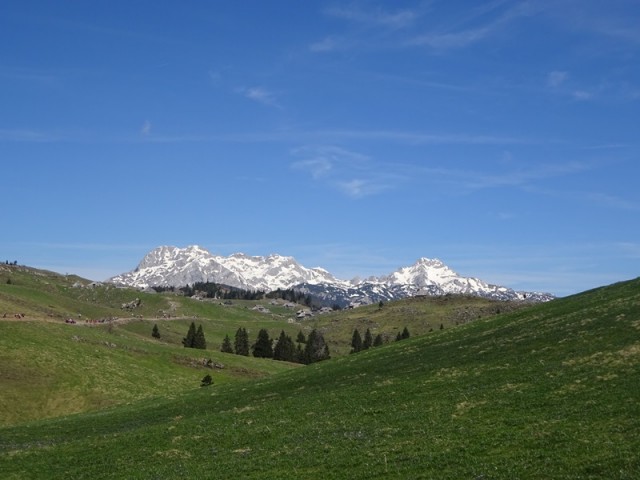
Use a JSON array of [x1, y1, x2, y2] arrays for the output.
[[0, 264, 526, 426], [1, 276, 638, 478]]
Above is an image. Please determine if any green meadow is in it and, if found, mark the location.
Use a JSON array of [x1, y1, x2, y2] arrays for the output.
[[1, 263, 639, 478]]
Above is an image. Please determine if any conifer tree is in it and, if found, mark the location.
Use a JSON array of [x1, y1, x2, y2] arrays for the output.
[[304, 329, 330, 364], [234, 327, 249, 356], [396, 331, 402, 341], [193, 324, 207, 350], [350, 328, 363, 354], [182, 322, 196, 348], [401, 326, 410, 339], [273, 330, 295, 362], [296, 330, 306, 344], [220, 334, 234, 353], [373, 333, 383, 347], [252, 328, 273, 358], [363, 328, 373, 350], [295, 343, 305, 364], [200, 374, 213, 387], [151, 324, 160, 339]]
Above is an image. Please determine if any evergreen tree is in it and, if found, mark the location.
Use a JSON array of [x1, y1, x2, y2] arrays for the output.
[[151, 324, 160, 339], [363, 328, 373, 350], [234, 327, 249, 356], [295, 343, 305, 364], [296, 330, 306, 344], [304, 329, 330, 364], [401, 326, 410, 339], [350, 328, 363, 354], [252, 328, 273, 358], [220, 334, 234, 353], [373, 333, 383, 347], [396, 331, 402, 341], [200, 374, 213, 387], [193, 324, 207, 350], [182, 322, 196, 348], [273, 330, 295, 362]]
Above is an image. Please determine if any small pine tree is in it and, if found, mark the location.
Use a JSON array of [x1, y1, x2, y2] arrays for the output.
[[350, 328, 363, 354], [296, 330, 306, 344], [234, 327, 250, 356], [396, 331, 402, 341], [151, 324, 160, 339], [252, 328, 273, 358], [373, 333, 383, 347], [304, 329, 330, 364], [200, 374, 213, 387], [401, 326, 410, 339], [273, 330, 295, 362], [363, 328, 373, 350], [220, 334, 234, 353], [182, 322, 196, 348], [294, 343, 305, 364], [440, 323, 444, 330], [193, 324, 207, 350]]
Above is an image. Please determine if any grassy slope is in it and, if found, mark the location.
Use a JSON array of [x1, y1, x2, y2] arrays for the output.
[[1, 278, 638, 479], [0, 264, 530, 426], [0, 265, 305, 425]]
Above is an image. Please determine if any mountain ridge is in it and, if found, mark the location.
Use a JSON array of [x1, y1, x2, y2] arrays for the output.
[[108, 245, 554, 305]]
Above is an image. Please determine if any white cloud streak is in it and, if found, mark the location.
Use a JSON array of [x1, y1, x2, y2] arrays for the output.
[[547, 70, 568, 88], [236, 86, 282, 108]]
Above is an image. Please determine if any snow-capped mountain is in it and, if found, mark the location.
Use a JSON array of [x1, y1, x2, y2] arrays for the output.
[[108, 245, 343, 292], [108, 245, 554, 305]]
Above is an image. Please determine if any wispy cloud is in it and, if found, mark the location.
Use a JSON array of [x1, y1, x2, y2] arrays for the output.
[[291, 159, 333, 179], [309, 35, 343, 53], [0, 128, 59, 142], [291, 145, 405, 198], [336, 178, 394, 198], [237, 86, 282, 108], [409, 2, 535, 50], [572, 90, 594, 101], [324, 5, 419, 29], [586, 192, 640, 211], [547, 70, 568, 88], [310, 3, 423, 52], [140, 120, 152, 136]]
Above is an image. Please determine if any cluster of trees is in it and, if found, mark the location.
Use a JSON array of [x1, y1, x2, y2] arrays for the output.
[[265, 288, 315, 307], [221, 327, 330, 364], [153, 282, 266, 301], [4, 260, 18, 266], [350, 326, 409, 354], [396, 326, 411, 341], [182, 322, 207, 349]]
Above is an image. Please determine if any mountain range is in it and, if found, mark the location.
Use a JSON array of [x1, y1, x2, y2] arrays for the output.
[[108, 245, 554, 306]]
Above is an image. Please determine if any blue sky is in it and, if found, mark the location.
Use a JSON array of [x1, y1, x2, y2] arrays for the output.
[[1, 1, 639, 296]]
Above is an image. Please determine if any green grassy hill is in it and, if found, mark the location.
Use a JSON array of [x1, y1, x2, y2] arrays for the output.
[[1, 276, 638, 479], [0, 264, 532, 426]]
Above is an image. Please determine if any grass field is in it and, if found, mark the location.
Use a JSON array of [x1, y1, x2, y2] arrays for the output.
[[1, 263, 531, 426], [1, 272, 638, 478]]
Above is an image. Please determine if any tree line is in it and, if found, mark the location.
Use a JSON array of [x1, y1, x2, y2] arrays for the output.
[[152, 322, 410, 362], [221, 327, 330, 365], [153, 282, 266, 300], [350, 326, 410, 354]]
